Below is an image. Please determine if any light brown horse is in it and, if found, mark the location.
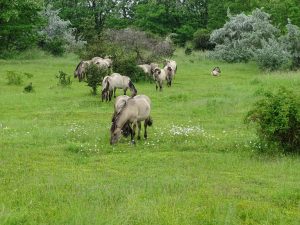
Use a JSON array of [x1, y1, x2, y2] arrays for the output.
[[110, 95, 152, 145], [101, 73, 137, 102]]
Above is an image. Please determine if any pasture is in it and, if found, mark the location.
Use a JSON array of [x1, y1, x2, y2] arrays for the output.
[[0, 50, 300, 224]]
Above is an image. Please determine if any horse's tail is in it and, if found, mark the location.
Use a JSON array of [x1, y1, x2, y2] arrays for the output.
[[145, 116, 153, 127]]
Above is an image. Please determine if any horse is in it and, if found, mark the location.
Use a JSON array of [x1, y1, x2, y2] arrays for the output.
[[152, 67, 173, 91], [101, 73, 137, 102], [74, 57, 113, 82], [74, 60, 92, 82], [164, 59, 177, 79], [211, 67, 221, 76], [110, 95, 152, 145], [138, 63, 159, 79]]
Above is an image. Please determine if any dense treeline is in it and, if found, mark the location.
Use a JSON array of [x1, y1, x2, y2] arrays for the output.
[[1, 0, 300, 56]]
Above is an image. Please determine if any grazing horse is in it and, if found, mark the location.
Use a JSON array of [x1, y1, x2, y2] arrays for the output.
[[74, 56, 113, 82], [153, 67, 173, 91], [74, 60, 91, 82], [110, 95, 152, 145], [211, 67, 221, 76], [101, 73, 137, 102]]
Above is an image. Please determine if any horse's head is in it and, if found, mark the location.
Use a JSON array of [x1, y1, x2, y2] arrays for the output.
[[128, 80, 137, 97], [110, 127, 122, 145]]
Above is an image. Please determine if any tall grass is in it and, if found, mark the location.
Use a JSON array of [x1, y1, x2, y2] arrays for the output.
[[0, 49, 299, 224]]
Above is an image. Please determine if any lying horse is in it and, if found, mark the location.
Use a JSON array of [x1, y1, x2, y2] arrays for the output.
[[211, 67, 221, 76], [110, 95, 152, 145], [153, 67, 173, 91], [101, 73, 137, 102]]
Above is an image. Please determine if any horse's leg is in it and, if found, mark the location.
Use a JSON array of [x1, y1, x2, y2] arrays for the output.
[[144, 121, 148, 139], [156, 81, 158, 91], [124, 87, 127, 95], [137, 121, 141, 140], [159, 81, 163, 91], [114, 87, 117, 98], [131, 122, 137, 144], [109, 90, 112, 101]]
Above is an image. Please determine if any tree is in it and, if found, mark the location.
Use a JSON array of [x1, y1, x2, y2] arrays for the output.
[[0, 0, 42, 56]]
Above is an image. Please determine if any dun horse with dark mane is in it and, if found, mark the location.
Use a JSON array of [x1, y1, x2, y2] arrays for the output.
[[110, 95, 152, 145]]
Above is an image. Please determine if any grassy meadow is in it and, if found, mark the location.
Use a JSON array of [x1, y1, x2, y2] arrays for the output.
[[0, 50, 300, 224]]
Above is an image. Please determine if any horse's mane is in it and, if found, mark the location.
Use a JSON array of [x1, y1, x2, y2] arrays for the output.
[[75, 61, 83, 72], [110, 100, 128, 133]]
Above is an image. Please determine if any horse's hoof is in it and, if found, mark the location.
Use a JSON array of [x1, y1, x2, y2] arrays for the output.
[[137, 136, 141, 140], [144, 135, 147, 139], [131, 140, 136, 145]]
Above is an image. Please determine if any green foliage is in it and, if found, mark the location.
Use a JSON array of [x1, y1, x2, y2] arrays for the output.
[[43, 37, 66, 56], [185, 47, 193, 55], [192, 29, 215, 51], [85, 64, 107, 95], [6, 71, 23, 85], [24, 82, 34, 93], [113, 55, 147, 82], [0, 0, 42, 56], [254, 39, 291, 71], [173, 25, 195, 47], [246, 87, 300, 153], [56, 71, 72, 87]]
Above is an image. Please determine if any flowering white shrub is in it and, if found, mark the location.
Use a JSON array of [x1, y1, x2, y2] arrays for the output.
[[210, 9, 279, 63], [39, 5, 86, 54], [254, 39, 291, 71]]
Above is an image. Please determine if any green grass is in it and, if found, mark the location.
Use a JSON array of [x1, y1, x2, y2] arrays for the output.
[[0, 50, 300, 224]]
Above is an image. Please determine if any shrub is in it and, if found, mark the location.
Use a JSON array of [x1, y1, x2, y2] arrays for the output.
[[185, 47, 192, 55], [113, 55, 147, 82], [192, 29, 215, 51], [245, 87, 300, 153], [56, 71, 72, 87], [280, 20, 300, 69], [254, 39, 291, 71], [210, 9, 279, 63], [6, 71, 23, 85], [24, 83, 34, 93], [85, 64, 107, 95], [44, 37, 66, 56]]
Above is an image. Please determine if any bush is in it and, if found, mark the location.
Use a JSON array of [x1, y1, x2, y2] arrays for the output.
[[280, 20, 300, 70], [85, 64, 107, 95], [6, 71, 23, 85], [192, 29, 215, 51], [24, 83, 34, 93], [44, 37, 66, 56], [113, 55, 147, 82], [254, 39, 291, 71], [245, 87, 300, 153], [185, 47, 192, 55], [56, 71, 72, 87], [210, 9, 279, 63]]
